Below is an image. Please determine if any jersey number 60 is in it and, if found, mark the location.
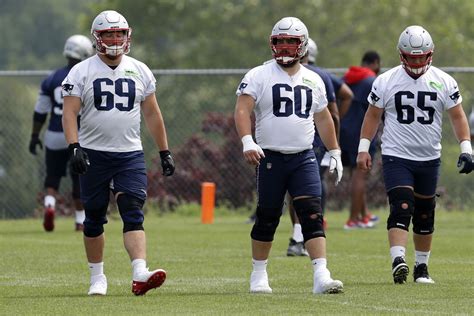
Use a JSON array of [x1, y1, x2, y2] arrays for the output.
[[272, 84, 312, 118]]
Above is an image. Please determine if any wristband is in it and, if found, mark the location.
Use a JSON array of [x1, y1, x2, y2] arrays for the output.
[[358, 138, 371, 153], [241, 135, 254, 147], [460, 140, 472, 155]]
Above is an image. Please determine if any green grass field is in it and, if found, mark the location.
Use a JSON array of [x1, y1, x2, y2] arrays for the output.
[[1, 207, 473, 315]]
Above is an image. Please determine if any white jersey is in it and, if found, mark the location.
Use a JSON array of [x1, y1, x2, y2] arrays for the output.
[[236, 60, 328, 153], [62, 55, 156, 152], [368, 65, 461, 161]]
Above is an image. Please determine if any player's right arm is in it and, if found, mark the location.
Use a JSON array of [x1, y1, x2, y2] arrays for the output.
[[337, 82, 353, 119], [357, 104, 383, 171], [234, 94, 264, 165], [62, 96, 81, 144]]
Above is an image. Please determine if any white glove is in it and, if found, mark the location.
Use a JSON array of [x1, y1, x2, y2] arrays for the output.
[[242, 135, 264, 156], [328, 149, 343, 185]]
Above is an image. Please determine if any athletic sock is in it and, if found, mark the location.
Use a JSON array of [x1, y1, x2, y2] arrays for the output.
[[415, 250, 431, 266], [132, 259, 148, 280], [252, 259, 267, 272], [312, 258, 327, 273], [75, 210, 85, 224], [292, 224, 304, 243], [88, 262, 104, 277], [390, 246, 406, 262], [44, 195, 56, 209]]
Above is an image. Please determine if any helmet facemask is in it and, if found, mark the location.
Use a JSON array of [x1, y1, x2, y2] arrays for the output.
[[399, 51, 433, 77], [93, 29, 132, 57], [270, 35, 306, 65]]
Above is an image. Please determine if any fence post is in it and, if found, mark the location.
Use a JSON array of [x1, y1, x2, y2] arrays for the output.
[[201, 182, 215, 224]]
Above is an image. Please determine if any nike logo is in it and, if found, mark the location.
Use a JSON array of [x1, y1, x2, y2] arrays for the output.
[[310, 158, 316, 162], [74, 148, 77, 155]]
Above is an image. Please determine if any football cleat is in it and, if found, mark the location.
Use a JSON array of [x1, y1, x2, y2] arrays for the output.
[[286, 238, 309, 257], [413, 264, 435, 284], [392, 256, 409, 284], [313, 269, 343, 294], [43, 207, 55, 232], [250, 271, 272, 294], [132, 269, 166, 296], [88, 274, 107, 295]]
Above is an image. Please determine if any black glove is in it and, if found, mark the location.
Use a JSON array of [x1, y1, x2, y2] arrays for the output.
[[69, 143, 90, 175], [160, 150, 175, 176], [457, 153, 474, 174], [29, 134, 43, 155]]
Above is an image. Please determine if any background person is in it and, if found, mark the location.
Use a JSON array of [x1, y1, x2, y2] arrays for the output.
[[29, 34, 93, 232], [341, 51, 381, 229]]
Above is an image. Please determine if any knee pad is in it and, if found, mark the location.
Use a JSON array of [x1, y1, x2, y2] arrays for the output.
[[250, 206, 282, 242], [83, 205, 108, 237], [116, 194, 145, 233], [44, 175, 61, 191], [387, 187, 414, 231], [292, 197, 325, 241], [412, 196, 436, 235]]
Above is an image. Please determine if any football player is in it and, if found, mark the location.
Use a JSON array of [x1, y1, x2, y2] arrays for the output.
[[234, 17, 343, 294], [29, 34, 93, 232], [357, 25, 473, 284], [62, 10, 175, 296]]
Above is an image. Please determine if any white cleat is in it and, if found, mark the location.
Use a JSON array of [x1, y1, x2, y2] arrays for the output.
[[415, 276, 435, 284], [250, 271, 272, 294], [88, 274, 107, 296], [313, 269, 344, 294]]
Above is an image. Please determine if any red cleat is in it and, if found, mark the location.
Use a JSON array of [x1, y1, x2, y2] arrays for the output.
[[132, 269, 166, 296], [43, 207, 55, 232]]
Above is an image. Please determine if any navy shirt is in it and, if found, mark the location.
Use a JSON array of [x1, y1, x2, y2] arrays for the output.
[[39, 66, 72, 132]]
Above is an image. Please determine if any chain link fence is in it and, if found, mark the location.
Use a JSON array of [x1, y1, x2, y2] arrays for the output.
[[1, 68, 473, 219]]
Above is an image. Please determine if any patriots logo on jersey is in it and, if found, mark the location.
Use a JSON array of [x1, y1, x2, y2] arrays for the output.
[[62, 83, 74, 93], [370, 91, 380, 103], [238, 82, 248, 92], [449, 91, 460, 102]]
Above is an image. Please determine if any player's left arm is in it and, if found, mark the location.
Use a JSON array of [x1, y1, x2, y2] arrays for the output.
[[315, 108, 343, 184], [141, 93, 169, 151], [141, 93, 175, 176], [314, 108, 338, 151], [448, 103, 471, 145], [447, 103, 473, 173]]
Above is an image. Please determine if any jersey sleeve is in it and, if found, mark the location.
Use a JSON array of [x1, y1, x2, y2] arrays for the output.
[[443, 75, 462, 110], [235, 68, 260, 100], [319, 71, 335, 103], [34, 77, 53, 114], [313, 75, 328, 113], [141, 63, 156, 97], [61, 64, 83, 98], [367, 75, 384, 108]]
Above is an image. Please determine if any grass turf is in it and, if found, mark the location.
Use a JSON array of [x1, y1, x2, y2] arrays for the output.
[[0, 207, 472, 315]]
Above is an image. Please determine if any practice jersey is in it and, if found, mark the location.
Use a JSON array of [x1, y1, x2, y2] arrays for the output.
[[62, 55, 156, 152], [236, 60, 328, 153], [34, 66, 72, 150], [368, 65, 462, 161]]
